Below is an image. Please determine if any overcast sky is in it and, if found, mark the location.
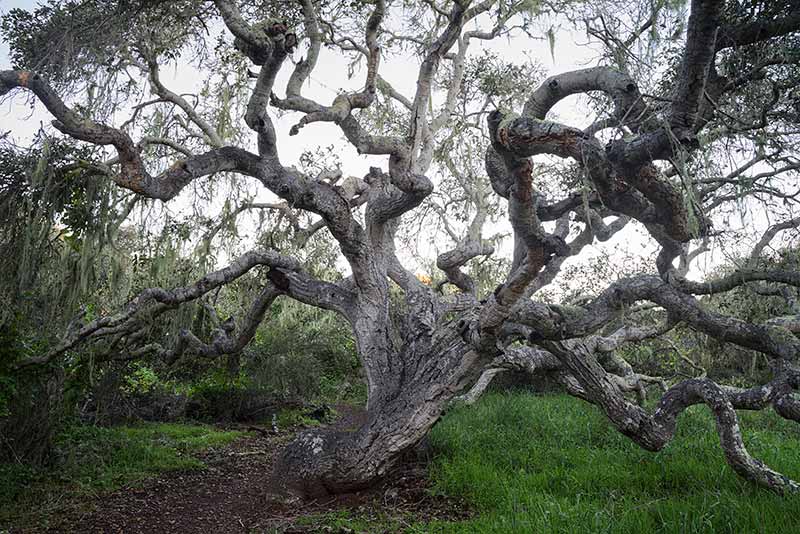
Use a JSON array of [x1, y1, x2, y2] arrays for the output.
[[1, 0, 785, 287]]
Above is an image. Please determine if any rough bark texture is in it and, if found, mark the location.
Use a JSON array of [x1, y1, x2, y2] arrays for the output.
[[5, 0, 800, 498]]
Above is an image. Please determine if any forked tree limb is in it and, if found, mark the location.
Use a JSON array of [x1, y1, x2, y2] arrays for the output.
[[0, 70, 260, 201], [541, 339, 800, 494], [10, 249, 356, 370], [513, 273, 800, 360]]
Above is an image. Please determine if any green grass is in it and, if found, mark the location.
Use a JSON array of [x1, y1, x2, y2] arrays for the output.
[[275, 407, 327, 428], [3, 394, 799, 533], [0, 422, 245, 529], [291, 509, 432, 534], [422, 392, 800, 533]]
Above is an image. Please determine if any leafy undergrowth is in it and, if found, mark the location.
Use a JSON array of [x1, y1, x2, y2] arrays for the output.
[[419, 392, 800, 534], [0, 422, 245, 529], [2, 393, 799, 533]]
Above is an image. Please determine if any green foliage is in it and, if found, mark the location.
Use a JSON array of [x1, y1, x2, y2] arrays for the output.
[[0, 376, 12, 418], [293, 508, 433, 534], [121, 363, 162, 395], [274, 406, 332, 428], [423, 393, 800, 533], [1, 0, 208, 87], [0, 134, 135, 339], [243, 300, 362, 404], [183, 369, 255, 421], [53, 423, 241, 488], [459, 50, 544, 111], [652, 248, 800, 385], [173, 295, 363, 422], [0, 137, 102, 233], [590, 246, 800, 389], [0, 422, 244, 528], [0, 318, 27, 417], [187, 367, 249, 397], [709, 248, 800, 323], [0, 315, 65, 465]]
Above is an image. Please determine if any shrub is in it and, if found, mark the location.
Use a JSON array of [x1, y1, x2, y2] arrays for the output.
[[0, 318, 65, 466], [79, 362, 188, 426]]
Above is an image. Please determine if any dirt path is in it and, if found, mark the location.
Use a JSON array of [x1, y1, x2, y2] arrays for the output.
[[40, 412, 469, 533]]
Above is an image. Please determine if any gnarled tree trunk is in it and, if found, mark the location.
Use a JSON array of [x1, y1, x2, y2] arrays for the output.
[[275, 317, 481, 497], [5, 0, 800, 502]]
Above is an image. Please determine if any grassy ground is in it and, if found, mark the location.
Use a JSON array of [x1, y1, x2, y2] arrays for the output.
[[421, 392, 800, 533], [0, 422, 245, 528], [3, 393, 799, 533]]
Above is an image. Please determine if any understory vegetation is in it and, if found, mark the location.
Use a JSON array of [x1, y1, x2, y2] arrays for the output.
[[4, 391, 798, 533], [0, 422, 245, 528], [1, 0, 800, 528], [298, 392, 800, 533], [424, 393, 800, 533]]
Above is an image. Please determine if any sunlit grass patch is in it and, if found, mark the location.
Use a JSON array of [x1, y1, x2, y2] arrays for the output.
[[424, 392, 800, 534]]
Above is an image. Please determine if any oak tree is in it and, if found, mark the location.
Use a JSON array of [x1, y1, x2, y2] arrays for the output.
[[2, 0, 800, 497]]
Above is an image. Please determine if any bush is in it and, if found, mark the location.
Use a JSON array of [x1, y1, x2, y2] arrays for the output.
[[79, 363, 188, 426], [0, 318, 65, 466], [0, 370, 65, 466], [241, 301, 363, 404]]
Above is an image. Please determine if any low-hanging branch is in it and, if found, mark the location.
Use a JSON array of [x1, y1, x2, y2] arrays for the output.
[[4, 0, 800, 498], [11, 248, 357, 370]]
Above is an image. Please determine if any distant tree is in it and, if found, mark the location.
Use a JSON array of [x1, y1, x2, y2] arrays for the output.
[[2, 0, 800, 496]]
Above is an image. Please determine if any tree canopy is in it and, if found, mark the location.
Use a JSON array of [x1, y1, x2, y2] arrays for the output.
[[2, 0, 800, 497]]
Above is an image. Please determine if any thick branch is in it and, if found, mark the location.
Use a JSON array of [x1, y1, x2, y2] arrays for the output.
[[542, 339, 799, 494], [13, 249, 302, 369], [716, 12, 800, 51], [166, 284, 280, 362], [749, 216, 800, 264], [669, 0, 723, 132], [286, 0, 322, 97], [515, 274, 800, 361], [0, 70, 259, 201], [523, 66, 650, 131], [488, 110, 696, 246], [214, 0, 278, 64]]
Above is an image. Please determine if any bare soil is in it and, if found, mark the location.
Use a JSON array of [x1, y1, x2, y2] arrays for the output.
[[28, 407, 469, 533]]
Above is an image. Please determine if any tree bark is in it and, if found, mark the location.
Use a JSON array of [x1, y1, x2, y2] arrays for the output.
[[274, 321, 481, 497]]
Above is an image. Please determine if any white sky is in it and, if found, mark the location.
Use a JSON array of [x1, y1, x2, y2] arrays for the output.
[[1, 0, 792, 291]]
